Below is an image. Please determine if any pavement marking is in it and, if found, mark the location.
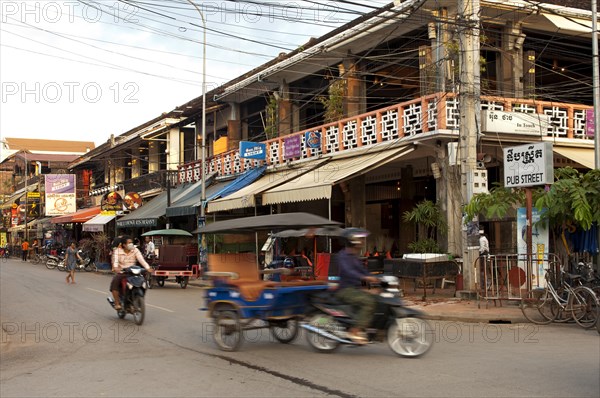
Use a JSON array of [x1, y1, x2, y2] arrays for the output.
[[85, 288, 175, 313]]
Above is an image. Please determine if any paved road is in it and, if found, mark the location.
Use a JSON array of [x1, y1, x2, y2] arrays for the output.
[[1, 258, 599, 397]]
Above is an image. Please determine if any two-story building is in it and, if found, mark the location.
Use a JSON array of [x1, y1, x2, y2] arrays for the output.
[[68, 0, 596, 288]]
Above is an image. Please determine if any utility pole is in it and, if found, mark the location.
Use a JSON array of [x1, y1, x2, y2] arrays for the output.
[[24, 152, 28, 243], [458, 0, 481, 291]]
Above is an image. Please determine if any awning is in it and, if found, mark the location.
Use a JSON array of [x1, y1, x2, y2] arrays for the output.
[[207, 160, 327, 213], [543, 13, 593, 34], [554, 146, 595, 169], [116, 184, 188, 228], [8, 220, 36, 232], [262, 146, 414, 205], [83, 214, 116, 232], [166, 180, 229, 217], [50, 206, 101, 224], [206, 166, 267, 203], [32, 217, 53, 226], [1, 185, 38, 210]]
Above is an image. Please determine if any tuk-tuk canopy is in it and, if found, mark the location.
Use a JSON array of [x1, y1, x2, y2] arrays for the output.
[[193, 213, 341, 234]]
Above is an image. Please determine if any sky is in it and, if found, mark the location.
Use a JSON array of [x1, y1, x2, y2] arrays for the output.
[[0, 0, 391, 148]]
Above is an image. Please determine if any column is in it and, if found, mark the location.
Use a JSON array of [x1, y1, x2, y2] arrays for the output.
[[343, 58, 366, 117], [148, 143, 160, 173], [498, 22, 524, 97], [349, 175, 366, 229], [167, 127, 180, 171], [278, 80, 293, 136], [227, 102, 241, 151]]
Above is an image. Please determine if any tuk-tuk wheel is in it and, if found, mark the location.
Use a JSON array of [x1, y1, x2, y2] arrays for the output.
[[147, 275, 154, 289], [214, 310, 242, 352], [180, 277, 189, 289]]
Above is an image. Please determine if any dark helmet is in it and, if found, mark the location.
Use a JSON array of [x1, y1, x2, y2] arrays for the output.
[[343, 228, 369, 246]]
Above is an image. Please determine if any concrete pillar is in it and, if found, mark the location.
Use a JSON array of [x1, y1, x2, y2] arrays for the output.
[[148, 143, 160, 173], [167, 127, 180, 171], [498, 22, 524, 97], [437, 152, 462, 256], [349, 175, 366, 229], [343, 58, 366, 117], [227, 103, 241, 151], [278, 81, 293, 136]]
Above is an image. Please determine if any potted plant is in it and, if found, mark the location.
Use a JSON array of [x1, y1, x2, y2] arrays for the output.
[[79, 232, 112, 270], [403, 199, 448, 254]]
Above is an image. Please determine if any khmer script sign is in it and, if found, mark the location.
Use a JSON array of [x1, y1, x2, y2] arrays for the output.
[[503, 142, 554, 188], [481, 110, 550, 136]]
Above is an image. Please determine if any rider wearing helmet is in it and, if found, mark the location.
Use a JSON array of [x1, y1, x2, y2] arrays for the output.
[[336, 228, 379, 344]]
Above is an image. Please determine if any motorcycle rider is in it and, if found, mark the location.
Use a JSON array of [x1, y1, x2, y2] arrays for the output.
[[335, 229, 379, 344], [110, 235, 151, 311]]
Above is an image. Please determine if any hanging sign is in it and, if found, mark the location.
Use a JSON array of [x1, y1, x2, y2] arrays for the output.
[[305, 131, 321, 149], [101, 192, 123, 212], [482, 110, 550, 136], [123, 192, 142, 211], [239, 141, 266, 159], [503, 142, 554, 188], [45, 174, 76, 216], [284, 135, 302, 159], [586, 109, 595, 137]]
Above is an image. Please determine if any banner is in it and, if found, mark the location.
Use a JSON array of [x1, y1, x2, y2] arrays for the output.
[[517, 207, 549, 288], [45, 174, 76, 216]]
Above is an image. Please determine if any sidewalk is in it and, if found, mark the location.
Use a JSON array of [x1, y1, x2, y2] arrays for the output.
[[405, 295, 528, 324]]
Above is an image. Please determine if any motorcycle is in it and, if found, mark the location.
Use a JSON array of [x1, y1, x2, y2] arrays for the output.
[[46, 250, 65, 270], [302, 275, 434, 357], [107, 266, 148, 325], [74, 250, 96, 272]]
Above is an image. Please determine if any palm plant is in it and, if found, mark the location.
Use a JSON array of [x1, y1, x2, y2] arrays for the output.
[[403, 200, 448, 253]]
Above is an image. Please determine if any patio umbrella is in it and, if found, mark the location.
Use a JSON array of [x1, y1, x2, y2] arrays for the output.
[[141, 229, 192, 237]]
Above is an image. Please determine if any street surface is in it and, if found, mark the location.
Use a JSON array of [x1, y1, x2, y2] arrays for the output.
[[1, 258, 599, 397]]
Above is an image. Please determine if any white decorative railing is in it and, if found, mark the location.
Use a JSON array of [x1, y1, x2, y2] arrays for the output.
[[178, 92, 593, 183]]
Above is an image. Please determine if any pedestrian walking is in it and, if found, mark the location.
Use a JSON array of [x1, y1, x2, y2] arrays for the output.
[[65, 242, 83, 284], [21, 240, 29, 261]]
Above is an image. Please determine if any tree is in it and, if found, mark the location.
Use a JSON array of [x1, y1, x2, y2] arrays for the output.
[[464, 167, 600, 256], [318, 79, 345, 124], [535, 167, 600, 231]]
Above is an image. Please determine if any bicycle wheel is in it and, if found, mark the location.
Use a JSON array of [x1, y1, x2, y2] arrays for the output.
[[571, 286, 599, 329], [521, 288, 556, 325]]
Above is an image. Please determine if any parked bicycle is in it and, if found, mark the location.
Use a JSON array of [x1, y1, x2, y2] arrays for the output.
[[521, 267, 599, 329], [0, 246, 10, 262]]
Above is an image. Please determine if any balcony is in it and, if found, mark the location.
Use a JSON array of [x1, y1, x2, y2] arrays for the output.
[[178, 92, 593, 183]]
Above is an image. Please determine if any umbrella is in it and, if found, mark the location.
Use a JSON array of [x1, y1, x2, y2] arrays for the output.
[[141, 229, 192, 237], [193, 212, 340, 234]]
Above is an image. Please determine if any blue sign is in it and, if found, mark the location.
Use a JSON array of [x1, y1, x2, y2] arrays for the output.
[[305, 131, 321, 149], [239, 141, 266, 159]]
